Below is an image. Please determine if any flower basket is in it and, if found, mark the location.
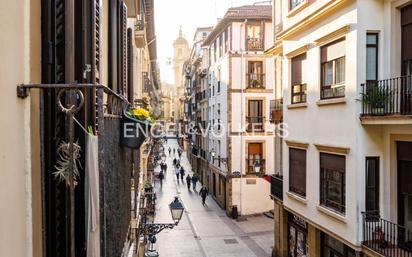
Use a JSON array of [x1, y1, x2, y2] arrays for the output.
[[120, 108, 153, 149]]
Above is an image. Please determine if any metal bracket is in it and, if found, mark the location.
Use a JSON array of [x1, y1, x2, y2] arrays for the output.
[[143, 222, 177, 236]]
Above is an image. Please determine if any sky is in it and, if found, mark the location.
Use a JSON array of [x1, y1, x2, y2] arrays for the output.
[[154, 0, 268, 84]]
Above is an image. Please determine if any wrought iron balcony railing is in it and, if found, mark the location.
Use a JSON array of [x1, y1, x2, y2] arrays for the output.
[[362, 211, 412, 256], [271, 175, 283, 201], [246, 37, 264, 50], [247, 73, 265, 89], [246, 116, 265, 132], [360, 75, 412, 116], [270, 98, 283, 124], [246, 159, 265, 174]]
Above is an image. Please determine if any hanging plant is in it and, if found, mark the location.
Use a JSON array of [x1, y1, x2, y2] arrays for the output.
[[53, 141, 82, 186]]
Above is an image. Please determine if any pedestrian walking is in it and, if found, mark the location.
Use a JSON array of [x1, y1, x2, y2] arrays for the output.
[[173, 148, 176, 155], [175, 166, 180, 180], [168, 147, 171, 155], [186, 175, 191, 190], [158, 170, 164, 187], [162, 163, 168, 173], [180, 166, 185, 181], [191, 174, 198, 190], [199, 186, 209, 206], [173, 158, 177, 167]]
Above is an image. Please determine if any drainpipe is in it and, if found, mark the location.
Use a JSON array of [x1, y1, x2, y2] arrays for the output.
[[239, 19, 247, 215]]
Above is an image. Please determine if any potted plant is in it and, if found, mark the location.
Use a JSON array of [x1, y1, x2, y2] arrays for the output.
[[359, 86, 388, 115], [120, 107, 154, 149], [251, 79, 261, 88]]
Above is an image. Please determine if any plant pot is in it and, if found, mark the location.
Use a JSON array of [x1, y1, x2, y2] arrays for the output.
[[120, 110, 152, 149]]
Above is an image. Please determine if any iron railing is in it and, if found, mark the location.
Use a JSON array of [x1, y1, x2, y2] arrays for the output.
[[271, 175, 283, 201], [246, 159, 265, 174], [362, 211, 412, 256], [246, 37, 264, 50], [246, 116, 265, 132], [270, 98, 283, 123], [247, 73, 265, 89], [360, 75, 412, 116]]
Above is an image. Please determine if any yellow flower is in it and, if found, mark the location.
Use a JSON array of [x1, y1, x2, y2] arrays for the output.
[[132, 108, 150, 119]]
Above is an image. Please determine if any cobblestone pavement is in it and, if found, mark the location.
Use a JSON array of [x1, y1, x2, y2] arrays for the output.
[[152, 138, 274, 257]]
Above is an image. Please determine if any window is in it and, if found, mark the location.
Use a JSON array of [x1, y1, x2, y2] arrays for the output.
[[321, 39, 346, 99], [214, 41, 217, 63], [320, 153, 346, 213], [219, 35, 223, 58], [248, 61, 264, 88], [247, 100, 264, 131], [291, 53, 306, 104], [366, 33, 378, 82], [247, 143, 264, 173], [246, 24, 263, 50], [289, 148, 306, 197], [365, 157, 379, 215], [225, 28, 229, 53], [322, 233, 356, 257], [290, 0, 305, 10]]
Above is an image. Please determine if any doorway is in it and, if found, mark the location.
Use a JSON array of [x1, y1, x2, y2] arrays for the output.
[[397, 141, 412, 247]]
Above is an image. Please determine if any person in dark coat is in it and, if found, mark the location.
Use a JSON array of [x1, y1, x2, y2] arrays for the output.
[[180, 166, 185, 181], [158, 171, 164, 187], [168, 147, 171, 155], [173, 158, 177, 167], [191, 174, 198, 190], [186, 175, 191, 190], [199, 186, 209, 206]]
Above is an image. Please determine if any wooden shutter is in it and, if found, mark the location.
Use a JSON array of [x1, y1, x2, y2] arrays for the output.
[[291, 53, 305, 85], [365, 157, 379, 213], [289, 148, 306, 196], [248, 143, 262, 155], [127, 27, 134, 103], [401, 4, 412, 64], [320, 153, 345, 171]]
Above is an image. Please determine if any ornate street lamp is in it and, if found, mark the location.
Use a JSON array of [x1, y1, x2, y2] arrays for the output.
[[140, 197, 185, 237], [253, 160, 261, 173]]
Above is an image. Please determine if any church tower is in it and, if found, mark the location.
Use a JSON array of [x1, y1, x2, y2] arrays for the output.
[[172, 27, 189, 90]]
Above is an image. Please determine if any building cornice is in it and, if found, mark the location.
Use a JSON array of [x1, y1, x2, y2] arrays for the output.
[[314, 143, 350, 154], [285, 140, 309, 149], [314, 24, 350, 46], [276, 0, 353, 41], [285, 43, 311, 58]]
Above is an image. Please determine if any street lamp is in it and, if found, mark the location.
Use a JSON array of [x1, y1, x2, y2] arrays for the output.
[[140, 197, 185, 237], [253, 160, 261, 173], [169, 196, 185, 224]]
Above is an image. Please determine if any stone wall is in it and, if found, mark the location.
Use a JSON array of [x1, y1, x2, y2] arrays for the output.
[[99, 116, 139, 257]]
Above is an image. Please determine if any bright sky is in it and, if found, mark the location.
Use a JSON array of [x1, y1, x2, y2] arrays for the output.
[[155, 0, 266, 84]]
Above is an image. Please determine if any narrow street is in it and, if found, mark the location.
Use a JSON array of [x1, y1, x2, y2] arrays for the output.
[[152, 138, 274, 257]]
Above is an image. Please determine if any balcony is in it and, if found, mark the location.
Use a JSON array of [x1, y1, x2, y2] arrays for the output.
[[134, 19, 145, 48], [270, 175, 283, 201], [246, 37, 264, 51], [246, 159, 265, 175], [246, 116, 265, 132], [362, 212, 412, 257], [247, 73, 265, 89], [360, 76, 412, 124], [270, 98, 283, 124]]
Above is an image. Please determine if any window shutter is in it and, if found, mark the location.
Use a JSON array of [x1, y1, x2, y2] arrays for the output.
[[127, 27, 134, 103], [401, 5, 412, 62], [289, 148, 306, 196], [291, 53, 306, 85], [320, 153, 345, 171], [321, 39, 345, 63]]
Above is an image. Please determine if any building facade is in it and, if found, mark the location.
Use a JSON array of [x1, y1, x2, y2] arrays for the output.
[[188, 5, 276, 215], [267, 0, 412, 256], [0, 0, 161, 257]]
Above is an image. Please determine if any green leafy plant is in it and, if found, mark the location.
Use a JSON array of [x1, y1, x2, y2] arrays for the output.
[[359, 86, 388, 114], [53, 141, 82, 186], [251, 79, 261, 87]]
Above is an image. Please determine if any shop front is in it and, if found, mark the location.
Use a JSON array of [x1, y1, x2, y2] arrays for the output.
[[321, 232, 356, 257], [288, 213, 308, 257]]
